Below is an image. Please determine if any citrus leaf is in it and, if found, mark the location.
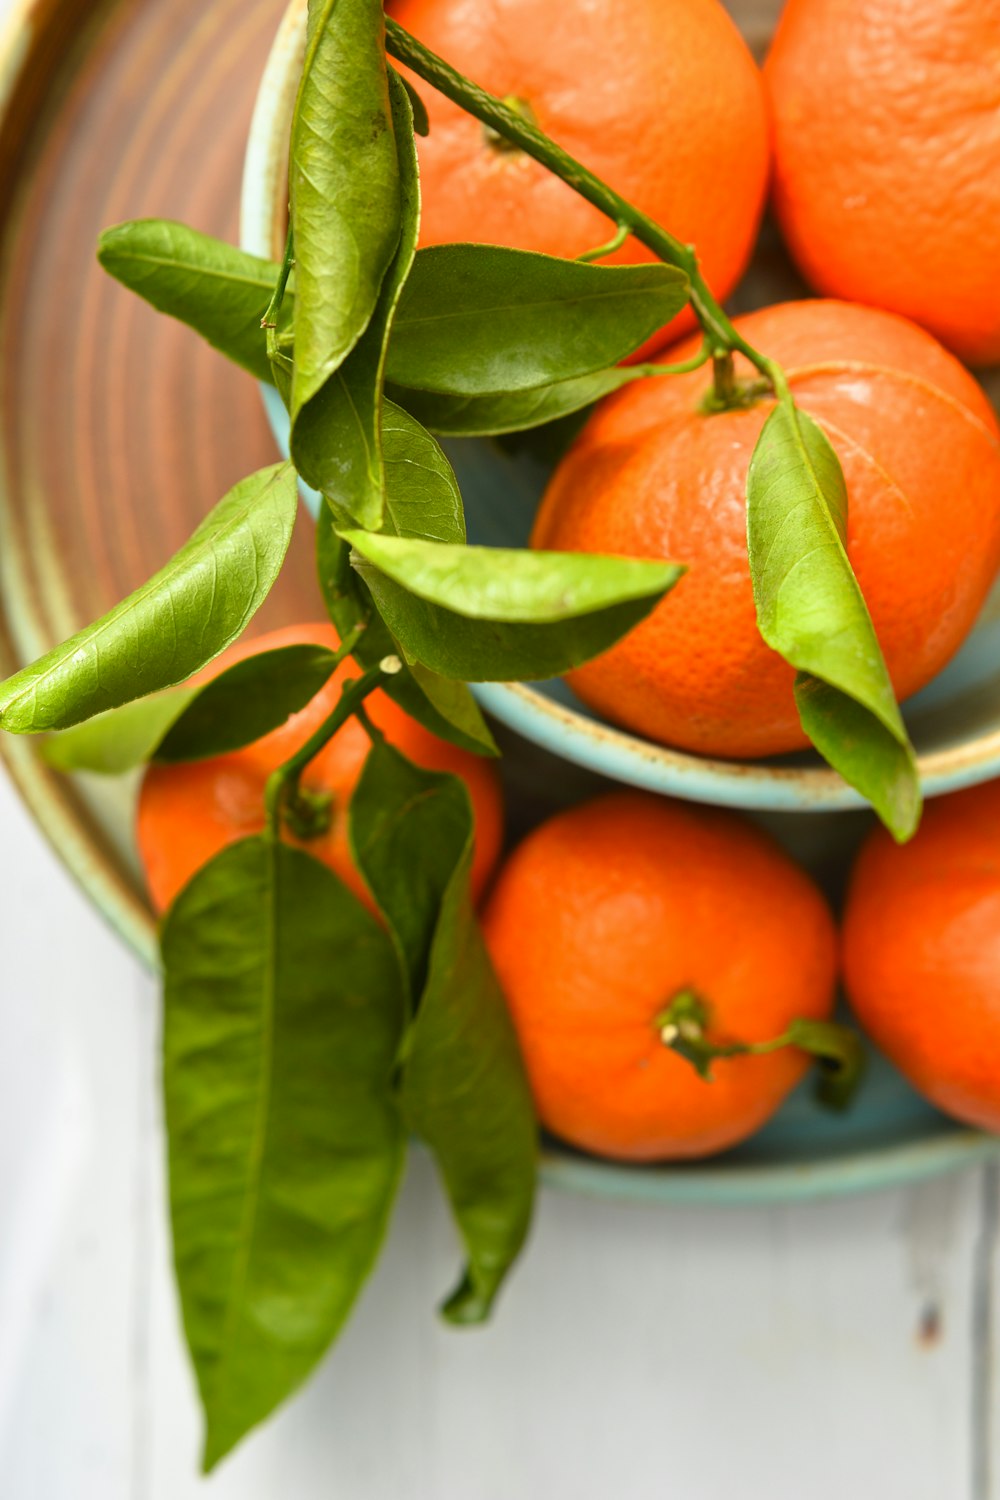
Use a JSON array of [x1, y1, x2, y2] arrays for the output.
[[385, 247, 689, 396], [402, 660, 498, 755], [387, 365, 647, 437], [746, 401, 920, 840], [316, 479, 497, 755], [40, 644, 341, 774], [291, 69, 418, 527], [97, 220, 280, 383], [289, 0, 400, 421], [350, 742, 535, 1322], [381, 400, 465, 542], [40, 691, 196, 774], [342, 531, 684, 681], [156, 644, 339, 761], [162, 837, 405, 1472], [393, 69, 429, 135], [0, 464, 298, 734]]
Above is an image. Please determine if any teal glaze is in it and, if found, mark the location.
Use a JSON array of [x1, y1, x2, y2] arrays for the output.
[[242, 11, 1000, 1205]]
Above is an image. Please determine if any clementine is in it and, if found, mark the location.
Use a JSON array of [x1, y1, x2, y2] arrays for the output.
[[482, 791, 837, 1161], [765, 0, 1000, 367], [389, 0, 769, 350], [843, 779, 1000, 1134], [137, 623, 503, 912], [531, 299, 1000, 759]]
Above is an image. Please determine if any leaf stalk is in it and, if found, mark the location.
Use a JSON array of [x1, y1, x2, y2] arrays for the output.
[[656, 989, 865, 1110]]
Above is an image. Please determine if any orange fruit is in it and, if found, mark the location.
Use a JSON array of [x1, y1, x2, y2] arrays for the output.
[[137, 623, 504, 913], [531, 299, 1000, 759], [389, 0, 769, 350], [482, 791, 837, 1161], [765, 0, 1000, 367], [842, 779, 1000, 1134]]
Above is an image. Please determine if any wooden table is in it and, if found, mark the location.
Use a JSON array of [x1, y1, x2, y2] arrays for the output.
[[1, 763, 996, 1499]]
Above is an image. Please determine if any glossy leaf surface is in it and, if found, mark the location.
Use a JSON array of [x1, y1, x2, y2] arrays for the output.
[[291, 70, 418, 527], [343, 531, 683, 681], [316, 488, 496, 755], [350, 742, 535, 1321], [381, 400, 465, 542], [0, 464, 298, 733], [97, 220, 279, 383], [388, 365, 647, 436], [162, 837, 405, 1470], [289, 0, 400, 420], [386, 247, 688, 395], [746, 402, 920, 840], [41, 644, 340, 773]]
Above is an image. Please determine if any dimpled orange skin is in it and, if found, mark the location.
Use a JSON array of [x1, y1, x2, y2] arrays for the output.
[[765, 0, 1000, 367], [842, 780, 1000, 1134], [482, 792, 837, 1161], [531, 299, 1000, 759], [137, 624, 503, 914], [389, 0, 769, 350]]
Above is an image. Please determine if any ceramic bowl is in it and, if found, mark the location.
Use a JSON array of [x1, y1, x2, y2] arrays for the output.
[[235, 0, 1000, 1202], [240, 0, 1000, 819]]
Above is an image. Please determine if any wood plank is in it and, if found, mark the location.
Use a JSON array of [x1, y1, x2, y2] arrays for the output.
[[0, 769, 149, 1497]]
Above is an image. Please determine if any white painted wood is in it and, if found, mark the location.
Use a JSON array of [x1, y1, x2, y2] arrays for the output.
[[0, 770, 152, 1498], [0, 762, 989, 1499]]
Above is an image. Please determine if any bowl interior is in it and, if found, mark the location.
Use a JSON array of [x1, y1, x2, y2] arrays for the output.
[[242, 0, 1000, 817], [230, 0, 1000, 1201]]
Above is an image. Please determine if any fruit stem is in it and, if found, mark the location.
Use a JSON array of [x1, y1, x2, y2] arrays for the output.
[[385, 19, 786, 392], [262, 222, 294, 365], [355, 703, 384, 746], [655, 988, 866, 1110], [264, 650, 401, 838], [482, 94, 538, 152]]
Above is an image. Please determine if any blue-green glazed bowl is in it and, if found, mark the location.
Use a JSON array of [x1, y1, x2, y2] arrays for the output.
[[240, 0, 1000, 1203]]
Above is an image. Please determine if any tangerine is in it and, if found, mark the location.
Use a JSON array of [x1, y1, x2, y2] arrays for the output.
[[482, 791, 837, 1161], [531, 299, 1000, 758], [842, 779, 1000, 1134], [137, 623, 503, 912], [765, 0, 1000, 367], [389, 0, 769, 350]]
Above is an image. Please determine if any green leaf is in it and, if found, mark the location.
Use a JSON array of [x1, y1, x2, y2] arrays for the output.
[[316, 479, 497, 756], [392, 68, 429, 135], [385, 247, 688, 396], [342, 530, 684, 681], [162, 837, 406, 1471], [291, 70, 419, 528], [41, 691, 196, 774], [388, 366, 648, 437], [400, 661, 498, 755], [350, 742, 535, 1321], [746, 401, 920, 840], [155, 644, 337, 761], [0, 464, 298, 734], [97, 221, 279, 384], [381, 400, 465, 542], [40, 644, 341, 774], [289, 0, 400, 422]]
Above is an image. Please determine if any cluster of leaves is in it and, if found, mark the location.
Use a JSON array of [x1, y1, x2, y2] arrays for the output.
[[0, 0, 921, 1471]]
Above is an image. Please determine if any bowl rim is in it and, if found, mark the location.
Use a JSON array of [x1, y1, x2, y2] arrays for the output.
[[238, 0, 1000, 818]]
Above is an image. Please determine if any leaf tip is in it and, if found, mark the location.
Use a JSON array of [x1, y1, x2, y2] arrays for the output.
[[200, 1424, 235, 1475], [440, 1270, 494, 1327]]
